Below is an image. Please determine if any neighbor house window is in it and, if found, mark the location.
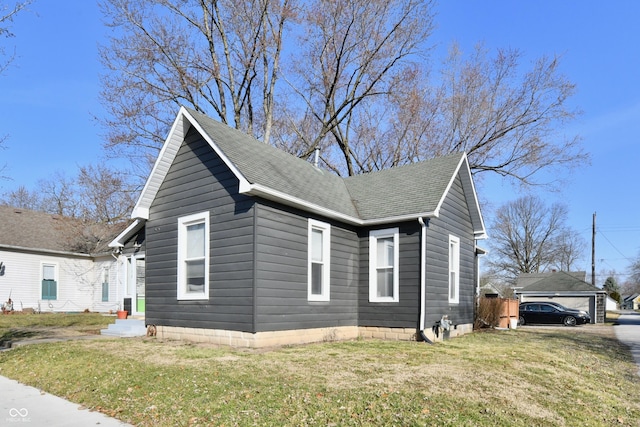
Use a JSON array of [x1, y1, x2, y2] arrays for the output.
[[308, 219, 331, 301], [102, 267, 109, 302], [369, 228, 399, 302], [42, 263, 57, 300], [177, 211, 210, 300], [449, 235, 460, 304]]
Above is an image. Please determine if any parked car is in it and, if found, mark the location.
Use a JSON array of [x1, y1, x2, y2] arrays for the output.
[[518, 302, 591, 326]]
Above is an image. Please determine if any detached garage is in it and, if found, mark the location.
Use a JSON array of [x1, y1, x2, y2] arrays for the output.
[[516, 271, 606, 323]]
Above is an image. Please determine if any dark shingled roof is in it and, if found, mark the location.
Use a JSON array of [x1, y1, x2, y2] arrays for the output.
[[186, 108, 466, 222], [187, 108, 360, 219], [519, 271, 603, 293], [133, 107, 485, 236], [517, 271, 587, 289], [343, 155, 463, 220], [0, 205, 128, 255]]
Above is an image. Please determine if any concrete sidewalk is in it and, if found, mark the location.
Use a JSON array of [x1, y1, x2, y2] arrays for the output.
[[614, 311, 640, 376], [0, 375, 132, 426], [1, 313, 639, 425]]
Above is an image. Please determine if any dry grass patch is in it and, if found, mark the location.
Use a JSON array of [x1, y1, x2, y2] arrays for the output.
[[0, 323, 639, 426]]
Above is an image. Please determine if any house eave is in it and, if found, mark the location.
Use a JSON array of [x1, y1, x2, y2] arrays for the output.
[[519, 291, 606, 296], [109, 219, 145, 248], [244, 184, 437, 226], [0, 244, 93, 259]]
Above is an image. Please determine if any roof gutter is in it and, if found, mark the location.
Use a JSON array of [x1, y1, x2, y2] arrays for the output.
[[245, 183, 438, 226], [417, 217, 432, 344]]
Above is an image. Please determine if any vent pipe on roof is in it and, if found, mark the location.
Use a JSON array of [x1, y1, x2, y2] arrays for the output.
[[314, 148, 320, 167]]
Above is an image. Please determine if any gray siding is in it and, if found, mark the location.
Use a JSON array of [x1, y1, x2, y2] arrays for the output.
[[145, 128, 256, 331], [424, 174, 476, 327], [254, 203, 359, 332], [358, 222, 422, 329], [357, 174, 476, 331], [144, 124, 478, 336]]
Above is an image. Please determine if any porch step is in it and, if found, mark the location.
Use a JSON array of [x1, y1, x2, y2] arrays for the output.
[[101, 319, 147, 338]]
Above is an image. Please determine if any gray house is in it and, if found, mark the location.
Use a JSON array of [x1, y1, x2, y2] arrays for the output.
[[130, 107, 487, 347]]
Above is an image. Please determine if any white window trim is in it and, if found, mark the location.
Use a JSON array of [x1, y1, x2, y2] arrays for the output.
[[177, 211, 210, 300], [41, 262, 59, 301], [308, 219, 331, 301], [449, 235, 460, 304], [369, 228, 399, 303]]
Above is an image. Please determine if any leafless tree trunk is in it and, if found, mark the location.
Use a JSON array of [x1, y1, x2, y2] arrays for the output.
[[487, 196, 578, 280], [551, 228, 587, 272], [98, 0, 587, 187], [282, 0, 434, 176], [431, 44, 587, 186], [99, 0, 291, 164]]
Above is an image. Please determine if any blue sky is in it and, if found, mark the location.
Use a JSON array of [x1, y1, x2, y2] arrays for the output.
[[0, 1, 639, 285]]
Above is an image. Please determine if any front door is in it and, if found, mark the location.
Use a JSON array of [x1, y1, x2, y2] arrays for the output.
[[135, 257, 145, 314], [127, 255, 145, 315]]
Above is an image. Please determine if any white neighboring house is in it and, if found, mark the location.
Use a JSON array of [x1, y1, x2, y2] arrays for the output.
[[0, 206, 129, 313]]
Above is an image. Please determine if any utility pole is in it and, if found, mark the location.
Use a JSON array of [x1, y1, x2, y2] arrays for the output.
[[592, 212, 596, 286]]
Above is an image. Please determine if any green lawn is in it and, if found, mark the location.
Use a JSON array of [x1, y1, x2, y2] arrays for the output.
[[0, 319, 639, 426]]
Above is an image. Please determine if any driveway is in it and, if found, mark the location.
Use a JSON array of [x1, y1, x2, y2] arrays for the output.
[[614, 311, 640, 375]]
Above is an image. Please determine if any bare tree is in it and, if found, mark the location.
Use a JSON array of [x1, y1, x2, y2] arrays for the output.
[[1, 184, 40, 210], [281, 0, 434, 176], [1, 1, 32, 176], [0, 0, 30, 75], [98, 0, 587, 185], [628, 253, 640, 291], [2, 164, 135, 224], [99, 0, 292, 166], [550, 227, 587, 272], [38, 172, 79, 217], [429, 44, 587, 186], [77, 164, 136, 223], [487, 196, 579, 280]]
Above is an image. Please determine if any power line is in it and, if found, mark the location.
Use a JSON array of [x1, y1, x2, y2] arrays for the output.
[[597, 227, 634, 262]]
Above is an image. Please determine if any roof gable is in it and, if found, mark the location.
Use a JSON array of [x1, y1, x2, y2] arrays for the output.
[[517, 271, 587, 288], [519, 271, 603, 293], [133, 107, 486, 234]]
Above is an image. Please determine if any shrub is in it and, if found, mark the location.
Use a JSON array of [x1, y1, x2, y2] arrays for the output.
[[474, 297, 503, 329]]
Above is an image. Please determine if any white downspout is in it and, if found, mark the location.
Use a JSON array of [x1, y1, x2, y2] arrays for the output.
[[418, 217, 428, 338]]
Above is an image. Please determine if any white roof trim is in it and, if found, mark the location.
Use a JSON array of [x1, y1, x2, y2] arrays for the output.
[[131, 109, 485, 231], [132, 107, 252, 220], [245, 183, 437, 226], [433, 153, 486, 238], [109, 219, 143, 248]]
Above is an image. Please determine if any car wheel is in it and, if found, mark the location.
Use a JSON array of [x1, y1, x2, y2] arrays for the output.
[[563, 316, 576, 326], [518, 316, 525, 326]]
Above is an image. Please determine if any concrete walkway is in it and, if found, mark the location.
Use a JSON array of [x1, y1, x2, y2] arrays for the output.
[[0, 375, 133, 426], [614, 311, 640, 376]]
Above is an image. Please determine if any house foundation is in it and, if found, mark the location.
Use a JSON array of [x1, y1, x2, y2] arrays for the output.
[[156, 323, 474, 348]]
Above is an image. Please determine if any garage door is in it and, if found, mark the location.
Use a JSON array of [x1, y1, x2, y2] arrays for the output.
[[520, 296, 595, 323]]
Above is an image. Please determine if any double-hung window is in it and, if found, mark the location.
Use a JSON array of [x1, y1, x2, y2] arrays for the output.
[[101, 267, 109, 302], [177, 212, 210, 300], [308, 219, 330, 301], [369, 228, 399, 302], [42, 263, 57, 300], [448, 235, 460, 304]]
